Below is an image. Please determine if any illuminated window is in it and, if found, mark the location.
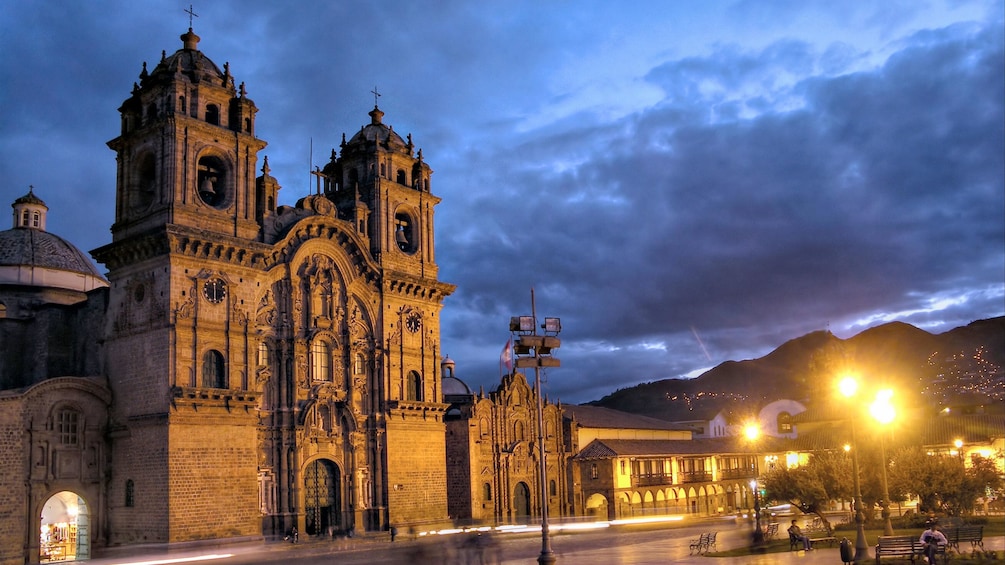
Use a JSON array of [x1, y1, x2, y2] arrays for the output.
[[258, 342, 269, 366], [312, 341, 332, 382], [777, 412, 792, 434]]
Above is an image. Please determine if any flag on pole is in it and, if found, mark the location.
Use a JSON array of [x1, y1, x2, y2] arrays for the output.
[[500, 338, 513, 374]]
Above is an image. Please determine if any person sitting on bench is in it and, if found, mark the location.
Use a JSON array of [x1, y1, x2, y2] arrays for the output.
[[919, 521, 947, 565], [788, 520, 811, 550]]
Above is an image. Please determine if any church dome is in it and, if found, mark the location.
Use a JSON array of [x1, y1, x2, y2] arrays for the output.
[[442, 375, 473, 397], [0, 190, 108, 294]]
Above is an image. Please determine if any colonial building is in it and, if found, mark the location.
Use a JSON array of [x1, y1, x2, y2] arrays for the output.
[[0, 26, 453, 564]]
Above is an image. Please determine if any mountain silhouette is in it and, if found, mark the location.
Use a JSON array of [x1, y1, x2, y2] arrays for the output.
[[588, 317, 1004, 421]]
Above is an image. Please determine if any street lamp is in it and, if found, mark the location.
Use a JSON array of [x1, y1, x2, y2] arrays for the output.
[[839, 375, 869, 563], [870, 389, 896, 536], [743, 423, 764, 548], [750, 479, 764, 547], [511, 288, 561, 565]]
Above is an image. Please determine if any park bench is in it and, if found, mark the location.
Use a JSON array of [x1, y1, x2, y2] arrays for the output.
[[806, 521, 836, 548], [688, 531, 718, 554], [689, 532, 710, 554], [946, 524, 984, 554], [875, 535, 946, 565]]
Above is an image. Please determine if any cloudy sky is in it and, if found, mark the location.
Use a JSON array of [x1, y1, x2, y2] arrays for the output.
[[2, 1, 1002, 404]]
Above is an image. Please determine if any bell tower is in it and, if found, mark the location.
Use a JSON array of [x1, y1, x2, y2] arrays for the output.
[[107, 27, 266, 242], [93, 28, 269, 546], [322, 105, 455, 526]]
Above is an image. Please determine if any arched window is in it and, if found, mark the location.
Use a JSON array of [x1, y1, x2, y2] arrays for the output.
[[777, 412, 792, 434], [206, 104, 220, 125], [32, 212, 40, 227], [179, 95, 187, 114], [483, 483, 492, 501], [125, 479, 135, 507], [479, 418, 489, 438], [202, 350, 227, 388], [57, 408, 79, 445], [514, 421, 525, 441], [258, 342, 269, 366], [396, 169, 407, 185], [21, 210, 29, 226], [312, 341, 332, 382], [406, 371, 422, 401], [197, 154, 227, 208], [354, 353, 365, 375], [380, 163, 386, 177]]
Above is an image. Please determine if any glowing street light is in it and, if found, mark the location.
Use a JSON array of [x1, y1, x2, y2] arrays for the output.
[[870, 389, 896, 536], [839, 374, 869, 563], [743, 422, 765, 549]]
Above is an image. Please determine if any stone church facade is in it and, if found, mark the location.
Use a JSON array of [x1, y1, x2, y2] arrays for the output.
[[0, 26, 453, 564], [444, 365, 569, 524]]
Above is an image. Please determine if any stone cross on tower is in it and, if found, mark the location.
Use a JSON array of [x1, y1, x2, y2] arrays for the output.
[[185, 4, 199, 29]]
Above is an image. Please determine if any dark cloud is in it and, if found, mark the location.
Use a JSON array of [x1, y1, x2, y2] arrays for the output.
[[1, 2, 1001, 404]]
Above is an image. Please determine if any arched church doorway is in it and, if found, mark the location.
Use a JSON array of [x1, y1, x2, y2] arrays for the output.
[[514, 482, 531, 522], [40, 491, 90, 562], [304, 459, 341, 536]]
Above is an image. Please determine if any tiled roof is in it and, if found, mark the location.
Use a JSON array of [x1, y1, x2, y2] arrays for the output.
[[572, 436, 779, 460], [564, 404, 694, 431]]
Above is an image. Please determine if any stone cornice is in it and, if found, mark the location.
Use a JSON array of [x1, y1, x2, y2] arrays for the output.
[[384, 272, 456, 303]]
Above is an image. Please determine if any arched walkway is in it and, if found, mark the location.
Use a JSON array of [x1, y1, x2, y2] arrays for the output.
[[40, 491, 90, 563]]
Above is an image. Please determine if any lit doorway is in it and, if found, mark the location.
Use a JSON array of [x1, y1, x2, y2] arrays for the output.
[[40, 491, 89, 562]]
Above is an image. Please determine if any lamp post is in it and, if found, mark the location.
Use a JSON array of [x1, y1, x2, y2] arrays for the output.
[[870, 389, 895, 536], [511, 289, 561, 565], [750, 479, 764, 546], [839, 376, 869, 564], [743, 424, 764, 548]]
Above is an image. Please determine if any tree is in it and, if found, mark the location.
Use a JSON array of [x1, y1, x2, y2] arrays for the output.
[[887, 447, 1001, 516], [762, 450, 852, 529]]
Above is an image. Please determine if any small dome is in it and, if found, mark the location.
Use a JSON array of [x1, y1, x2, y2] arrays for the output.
[[1, 190, 107, 295], [0, 229, 107, 287], [442, 376, 473, 397]]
